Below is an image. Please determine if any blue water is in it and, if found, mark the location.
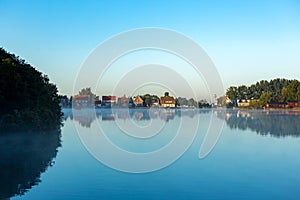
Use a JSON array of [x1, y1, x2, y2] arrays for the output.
[[6, 109, 300, 199]]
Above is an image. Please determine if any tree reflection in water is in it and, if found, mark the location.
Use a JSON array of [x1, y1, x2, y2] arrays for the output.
[[215, 109, 300, 137], [0, 130, 61, 199], [66, 108, 212, 128]]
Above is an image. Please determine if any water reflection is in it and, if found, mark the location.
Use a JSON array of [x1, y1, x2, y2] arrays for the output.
[[214, 109, 300, 137], [65, 108, 211, 128], [66, 108, 300, 138], [0, 130, 61, 199]]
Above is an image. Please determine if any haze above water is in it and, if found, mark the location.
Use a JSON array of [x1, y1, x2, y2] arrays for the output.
[[2, 109, 300, 199]]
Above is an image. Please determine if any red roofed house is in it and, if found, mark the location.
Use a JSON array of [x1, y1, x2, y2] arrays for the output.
[[102, 96, 117, 108], [118, 96, 129, 108], [74, 95, 94, 108]]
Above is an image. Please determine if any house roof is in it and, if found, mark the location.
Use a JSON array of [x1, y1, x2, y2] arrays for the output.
[[102, 96, 116, 100], [160, 96, 175, 104], [133, 96, 143, 104], [74, 95, 89, 100], [118, 97, 129, 101]]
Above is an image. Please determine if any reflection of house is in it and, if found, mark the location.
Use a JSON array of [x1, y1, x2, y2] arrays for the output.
[[160, 92, 175, 108], [159, 109, 176, 121], [133, 111, 144, 120], [237, 99, 251, 107], [102, 110, 115, 121], [265, 102, 287, 109], [102, 96, 117, 108], [117, 110, 129, 120], [118, 96, 129, 107], [73, 109, 96, 127], [74, 95, 93, 108], [133, 96, 144, 107], [95, 100, 102, 108]]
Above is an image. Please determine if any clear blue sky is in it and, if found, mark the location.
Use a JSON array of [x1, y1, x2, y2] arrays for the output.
[[1, 0, 300, 98]]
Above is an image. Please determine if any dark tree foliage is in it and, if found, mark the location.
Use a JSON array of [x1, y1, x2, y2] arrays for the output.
[[140, 94, 159, 107], [226, 78, 300, 103], [0, 48, 62, 132]]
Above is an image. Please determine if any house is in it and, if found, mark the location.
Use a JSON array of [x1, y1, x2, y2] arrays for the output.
[[102, 96, 117, 108], [287, 101, 300, 108], [160, 92, 176, 108], [102, 110, 115, 121], [73, 95, 93, 108], [118, 96, 129, 107], [265, 102, 287, 109], [133, 96, 144, 107], [225, 97, 232, 104], [237, 99, 251, 107], [225, 97, 238, 107]]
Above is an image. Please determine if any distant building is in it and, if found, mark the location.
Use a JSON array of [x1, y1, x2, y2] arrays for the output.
[[102, 96, 117, 108], [225, 97, 238, 107], [160, 92, 175, 108], [133, 96, 144, 107], [237, 99, 251, 107], [118, 96, 129, 107], [73, 95, 94, 108], [225, 97, 232, 104], [265, 102, 287, 109], [287, 101, 300, 108]]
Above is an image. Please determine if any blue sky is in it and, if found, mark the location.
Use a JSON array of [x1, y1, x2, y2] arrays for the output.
[[1, 0, 300, 98]]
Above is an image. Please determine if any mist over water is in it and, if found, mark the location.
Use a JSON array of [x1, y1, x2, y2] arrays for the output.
[[2, 109, 300, 199]]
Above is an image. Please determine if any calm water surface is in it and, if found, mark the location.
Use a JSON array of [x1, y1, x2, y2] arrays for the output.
[[3, 109, 300, 199]]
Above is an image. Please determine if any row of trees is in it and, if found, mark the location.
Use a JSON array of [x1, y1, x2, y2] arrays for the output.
[[226, 78, 300, 106]]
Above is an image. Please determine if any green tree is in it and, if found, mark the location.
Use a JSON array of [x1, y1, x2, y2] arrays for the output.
[[78, 87, 96, 99], [142, 94, 152, 107], [226, 86, 238, 100], [259, 91, 272, 106], [0, 48, 62, 132], [285, 80, 300, 101], [226, 78, 298, 105], [177, 97, 188, 106], [237, 85, 248, 99], [217, 96, 227, 107], [297, 85, 300, 101], [188, 98, 197, 107]]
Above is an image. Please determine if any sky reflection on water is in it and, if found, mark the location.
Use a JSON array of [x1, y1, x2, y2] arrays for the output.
[[6, 109, 300, 199]]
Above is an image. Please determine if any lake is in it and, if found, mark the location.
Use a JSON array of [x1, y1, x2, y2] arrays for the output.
[[3, 108, 300, 199]]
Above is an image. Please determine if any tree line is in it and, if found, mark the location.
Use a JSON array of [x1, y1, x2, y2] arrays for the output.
[[225, 78, 300, 107]]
